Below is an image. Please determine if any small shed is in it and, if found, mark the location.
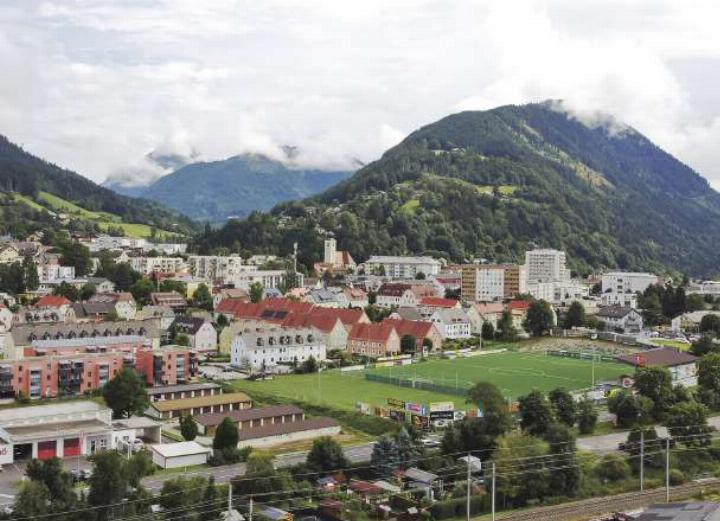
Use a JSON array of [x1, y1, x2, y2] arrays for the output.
[[151, 441, 211, 469]]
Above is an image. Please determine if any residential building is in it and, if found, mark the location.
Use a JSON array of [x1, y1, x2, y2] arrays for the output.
[[525, 249, 569, 283], [382, 318, 443, 352], [472, 302, 505, 329], [136, 306, 176, 333], [343, 287, 369, 308], [17, 295, 76, 325], [134, 347, 199, 387], [461, 264, 526, 302], [601, 271, 659, 295], [37, 264, 75, 282], [0, 304, 13, 330], [229, 268, 303, 291], [672, 311, 720, 333], [616, 348, 698, 386], [6, 319, 161, 360], [347, 323, 400, 358], [601, 291, 638, 308], [187, 255, 244, 281], [88, 292, 137, 320], [507, 300, 531, 331], [376, 283, 436, 308], [71, 301, 118, 322], [129, 257, 187, 275], [150, 291, 187, 310], [170, 316, 217, 352], [230, 325, 326, 371], [689, 280, 720, 297], [212, 287, 249, 309], [305, 288, 346, 308], [418, 297, 461, 313], [363, 256, 442, 278], [597, 306, 644, 333], [430, 308, 472, 339]]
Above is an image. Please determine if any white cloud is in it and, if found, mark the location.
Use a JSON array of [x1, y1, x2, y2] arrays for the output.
[[0, 0, 719, 189]]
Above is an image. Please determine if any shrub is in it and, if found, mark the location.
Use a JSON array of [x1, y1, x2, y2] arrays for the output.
[[669, 469, 686, 486], [595, 453, 631, 482]]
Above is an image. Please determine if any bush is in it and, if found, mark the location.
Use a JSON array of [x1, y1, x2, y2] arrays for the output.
[[595, 453, 631, 482], [669, 469, 686, 486], [208, 446, 253, 467]]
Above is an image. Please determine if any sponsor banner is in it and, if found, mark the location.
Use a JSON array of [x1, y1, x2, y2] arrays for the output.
[[429, 410, 454, 421], [374, 407, 389, 418], [356, 402, 371, 415], [429, 401, 455, 413], [387, 398, 406, 410], [388, 409, 406, 423], [0, 443, 12, 465], [411, 414, 430, 429], [405, 402, 426, 415]]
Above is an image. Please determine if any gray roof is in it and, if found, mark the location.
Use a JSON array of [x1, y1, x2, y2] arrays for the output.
[[236, 417, 338, 441], [171, 316, 210, 335], [195, 405, 303, 427], [635, 503, 720, 520], [597, 305, 636, 319], [11, 319, 160, 347], [393, 307, 423, 321], [72, 301, 116, 317], [33, 334, 149, 350], [436, 308, 470, 323], [146, 382, 221, 396], [404, 467, 439, 484]]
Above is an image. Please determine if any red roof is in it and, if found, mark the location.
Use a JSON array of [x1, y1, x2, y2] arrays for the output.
[[383, 318, 434, 339], [281, 313, 341, 333], [377, 283, 412, 297], [309, 307, 366, 326], [35, 295, 71, 308], [349, 480, 383, 495], [419, 297, 458, 308], [507, 300, 531, 311], [474, 302, 504, 315], [349, 322, 397, 343], [616, 348, 698, 368]]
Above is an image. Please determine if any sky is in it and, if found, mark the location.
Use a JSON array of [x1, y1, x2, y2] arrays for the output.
[[1, 0, 720, 188]]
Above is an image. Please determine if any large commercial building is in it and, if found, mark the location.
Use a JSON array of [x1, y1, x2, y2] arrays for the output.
[[0, 401, 160, 464], [525, 249, 569, 284], [460, 264, 526, 302], [363, 256, 442, 279], [129, 256, 187, 275], [601, 271, 659, 295]]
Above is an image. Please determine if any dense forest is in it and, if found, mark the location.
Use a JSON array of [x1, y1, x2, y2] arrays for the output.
[[195, 102, 720, 277]]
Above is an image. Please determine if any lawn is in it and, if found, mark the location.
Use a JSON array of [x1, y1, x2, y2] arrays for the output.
[[476, 184, 518, 196], [231, 351, 630, 412], [651, 339, 691, 352], [398, 199, 420, 215]]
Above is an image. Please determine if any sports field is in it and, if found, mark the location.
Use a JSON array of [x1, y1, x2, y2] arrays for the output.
[[367, 351, 630, 399], [231, 351, 630, 411]]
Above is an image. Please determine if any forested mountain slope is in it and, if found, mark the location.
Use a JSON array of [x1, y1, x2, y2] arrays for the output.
[[197, 102, 720, 276]]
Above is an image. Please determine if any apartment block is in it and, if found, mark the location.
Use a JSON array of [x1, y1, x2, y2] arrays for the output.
[[525, 249, 569, 283], [461, 264, 526, 302]]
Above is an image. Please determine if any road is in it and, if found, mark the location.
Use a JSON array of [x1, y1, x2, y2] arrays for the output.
[[577, 415, 720, 453], [140, 442, 375, 492]]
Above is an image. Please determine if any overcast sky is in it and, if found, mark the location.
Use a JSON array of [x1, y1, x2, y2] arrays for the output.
[[2, 1, 720, 189]]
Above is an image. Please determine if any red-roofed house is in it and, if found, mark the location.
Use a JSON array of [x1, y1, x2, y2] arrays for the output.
[[308, 307, 370, 329], [347, 323, 400, 358], [376, 283, 437, 308], [419, 297, 461, 310], [465, 302, 505, 334], [382, 318, 442, 353], [507, 300, 532, 330], [17, 295, 76, 325], [281, 313, 348, 351]]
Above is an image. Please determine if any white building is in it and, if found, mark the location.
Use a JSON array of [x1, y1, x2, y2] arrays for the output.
[[471, 266, 505, 302], [187, 255, 244, 281], [363, 256, 442, 278], [229, 268, 302, 291], [601, 271, 659, 296], [231, 325, 326, 371], [689, 280, 720, 297], [129, 257, 187, 275], [525, 249, 569, 284], [596, 306, 644, 333], [38, 264, 76, 282], [142, 243, 187, 255], [601, 292, 638, 309], [324, 238, 337, 264], [151, 441, 211, 469], [430, 308, 472, 339]]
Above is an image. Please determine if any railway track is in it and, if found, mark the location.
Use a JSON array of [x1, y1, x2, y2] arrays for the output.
[[492, 479, 720, 521]]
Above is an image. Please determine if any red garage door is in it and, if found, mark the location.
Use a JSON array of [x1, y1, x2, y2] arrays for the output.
[[63, 438, 80, 457], [37, 441, 56, 460]]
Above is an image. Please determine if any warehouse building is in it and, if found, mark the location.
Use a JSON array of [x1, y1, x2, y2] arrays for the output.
[[147, 391, 252, 419], [236, 417, 340, 449], [194, 405, 305, 436]]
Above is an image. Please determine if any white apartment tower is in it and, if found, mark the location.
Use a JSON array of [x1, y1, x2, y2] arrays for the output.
[[525, 249, 569, 284]]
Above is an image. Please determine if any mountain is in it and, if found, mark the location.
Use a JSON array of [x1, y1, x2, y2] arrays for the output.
[[0, 135, 198, 239], [196, 101, 720, 277], [106, 154, 353, 223]]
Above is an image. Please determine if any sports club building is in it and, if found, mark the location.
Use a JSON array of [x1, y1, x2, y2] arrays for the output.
[[0, 401, 160, 465]]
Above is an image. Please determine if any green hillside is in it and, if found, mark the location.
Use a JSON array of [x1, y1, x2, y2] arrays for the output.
[[0, 135, 198, 239], [196, 101, 720, 277]]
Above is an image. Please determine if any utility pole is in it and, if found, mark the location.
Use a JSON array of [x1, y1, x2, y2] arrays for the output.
[[491, 462, 496, 521], [466, 453, 471, 521], [665, 438, 670, 502], [293, 242, 298, 273], [249, 495, 254, 521], [640, 430, 644, 491], [227, 483, 233, 518]]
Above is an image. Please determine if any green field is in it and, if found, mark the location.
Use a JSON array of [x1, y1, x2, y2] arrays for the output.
[[231, 351, 631, 411]]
